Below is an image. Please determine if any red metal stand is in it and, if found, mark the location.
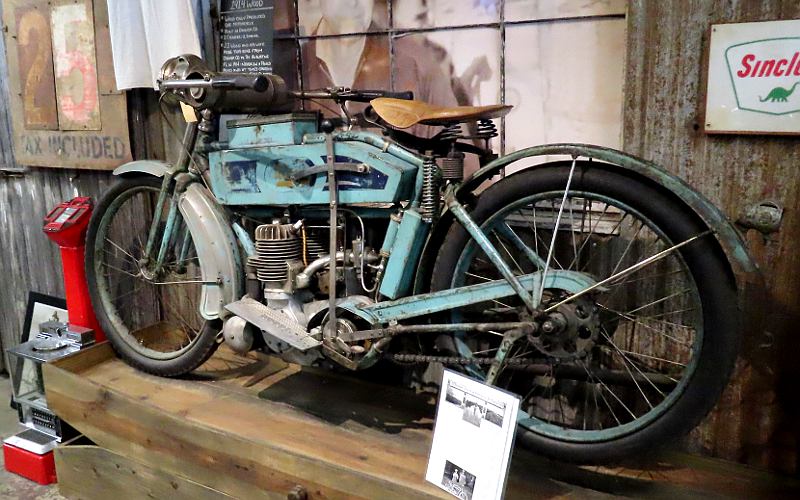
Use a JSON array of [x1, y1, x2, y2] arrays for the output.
[[42, 197, 105, 342], [3, 444, 57, 485]]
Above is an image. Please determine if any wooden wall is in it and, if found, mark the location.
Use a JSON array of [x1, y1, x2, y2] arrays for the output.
[[624, 0, 800, 474], [0, 171, 113, 371]]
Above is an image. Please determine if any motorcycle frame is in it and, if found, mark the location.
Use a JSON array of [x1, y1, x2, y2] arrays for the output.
[[116, 117, 757, 372]]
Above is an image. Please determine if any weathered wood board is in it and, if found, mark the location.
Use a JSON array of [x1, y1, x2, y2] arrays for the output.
[[1, 0, 131, 168], [50, 0, 101, 131], [43, 344, 800, 499], [55, 445, 235, 499], [12, 1, 58, 130]]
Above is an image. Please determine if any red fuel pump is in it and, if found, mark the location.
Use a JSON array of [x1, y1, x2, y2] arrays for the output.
[[42, 197, 105, 342]]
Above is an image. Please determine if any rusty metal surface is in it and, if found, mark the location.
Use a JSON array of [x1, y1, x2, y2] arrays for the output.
[[624, 0, 800, 474]]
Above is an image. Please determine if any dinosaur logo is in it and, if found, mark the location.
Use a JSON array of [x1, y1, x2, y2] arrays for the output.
[[725, 38, 800, 115], [759, 82, 800, 102]]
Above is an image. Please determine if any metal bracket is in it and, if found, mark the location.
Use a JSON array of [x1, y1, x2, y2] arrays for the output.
[[444, 186, 539, 312], [486, 327, 529, 384], [290, 162, 369, 181], [326, 133, 339, 341]]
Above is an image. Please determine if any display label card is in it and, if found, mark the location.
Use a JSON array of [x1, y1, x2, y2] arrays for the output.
[[426, 369, 520, 500]]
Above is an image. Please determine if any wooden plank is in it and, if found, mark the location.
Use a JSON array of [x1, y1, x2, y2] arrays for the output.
[[50, 0, 101, 131], [91, 0, 119, 96], [44, 356, 449, 499], [13, 1, 58, 130], [43, 347, 800, 500], [55, 445, 234, 500], [51, 342, 115, 374]]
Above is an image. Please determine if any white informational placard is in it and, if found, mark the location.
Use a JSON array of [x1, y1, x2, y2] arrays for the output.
[[426, 369, 521, 500], [706, 19, 800, 134]]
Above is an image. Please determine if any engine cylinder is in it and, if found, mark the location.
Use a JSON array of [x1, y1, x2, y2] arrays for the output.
[[248, 223, 302, 287]]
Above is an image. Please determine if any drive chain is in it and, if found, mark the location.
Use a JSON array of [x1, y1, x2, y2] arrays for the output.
[[389, 353, 536, 366]]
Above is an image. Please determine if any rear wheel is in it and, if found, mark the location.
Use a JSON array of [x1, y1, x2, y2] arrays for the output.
[[85, 176, 220, 376], [431, 164, 739, 462]]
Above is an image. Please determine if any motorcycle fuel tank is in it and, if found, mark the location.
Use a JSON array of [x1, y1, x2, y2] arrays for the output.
[[209, 119, 418, 206]]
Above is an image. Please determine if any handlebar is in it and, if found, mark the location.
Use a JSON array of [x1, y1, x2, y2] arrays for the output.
[[159, 74, 269, 92], [290, 88, 414, 103], [158, 66, 414, 115]]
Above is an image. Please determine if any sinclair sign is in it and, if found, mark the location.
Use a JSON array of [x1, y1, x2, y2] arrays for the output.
[[706, 19, 800, 134]]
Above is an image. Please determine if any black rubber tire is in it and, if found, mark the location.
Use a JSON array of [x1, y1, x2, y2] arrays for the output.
[[85, 176, 220, 377], [431, 164, 740, 463]]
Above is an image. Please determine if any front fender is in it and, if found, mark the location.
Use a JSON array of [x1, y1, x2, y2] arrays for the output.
[[178, 183, 244, 320], [458, 143, 758, 281], [113, 159, 175, 178], [113, 160, 243, 320]]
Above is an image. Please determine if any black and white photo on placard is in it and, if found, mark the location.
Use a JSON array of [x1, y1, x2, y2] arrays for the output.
[[444, 378, 507, 429], [441, 460, 476, 500]]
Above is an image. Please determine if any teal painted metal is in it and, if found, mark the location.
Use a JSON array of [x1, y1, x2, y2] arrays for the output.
[[458, 143, 758, 278], [363, 269, 596, 323], [144, 174, 172, 260], [156, 198, 181, 268], [379, 213, 401, 255], [448, 193, 538, 311], [485, 328, 527, 384], [495, 222, 547, 270], [305, 130, 427, 207], [226, 113, 319, 148], [209, 139, 418, 205], [379, 209, 429, 299], [232, 221, 255, 257]]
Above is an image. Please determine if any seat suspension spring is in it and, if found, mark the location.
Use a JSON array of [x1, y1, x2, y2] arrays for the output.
[[421, 156, 440, 224]]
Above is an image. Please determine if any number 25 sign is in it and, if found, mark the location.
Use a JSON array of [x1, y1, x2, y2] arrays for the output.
[[706, 19, 800, 134]]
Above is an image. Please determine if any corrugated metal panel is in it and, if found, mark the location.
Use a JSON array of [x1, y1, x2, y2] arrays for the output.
[[624, 0, 800, 474], [0, 1, 18, 172], [0, 170, 113, 372]]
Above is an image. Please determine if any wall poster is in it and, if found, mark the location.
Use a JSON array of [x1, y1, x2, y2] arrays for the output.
[[706, 19, 800, 134], [1, 0, 132, 169]]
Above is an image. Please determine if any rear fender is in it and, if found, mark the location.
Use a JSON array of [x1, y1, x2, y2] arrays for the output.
[[456, 143, 758, 281], [113, 160, 243, 320]]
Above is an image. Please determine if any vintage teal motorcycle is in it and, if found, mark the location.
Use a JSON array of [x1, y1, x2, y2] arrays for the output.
[[85, 55, 756, 462]]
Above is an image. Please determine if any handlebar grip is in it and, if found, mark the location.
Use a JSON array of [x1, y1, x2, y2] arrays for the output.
[[382, 90, 414, 100], [212, 74, 269, 92], [356, 90, 414, 101]]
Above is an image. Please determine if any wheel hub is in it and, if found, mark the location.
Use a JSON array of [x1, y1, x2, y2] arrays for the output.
[[530, 297, 600, 359]]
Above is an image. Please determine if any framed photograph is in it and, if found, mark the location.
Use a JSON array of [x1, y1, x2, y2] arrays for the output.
[[9, 292, 68, 408]]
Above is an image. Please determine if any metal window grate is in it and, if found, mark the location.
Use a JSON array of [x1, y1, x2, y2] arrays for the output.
[[265, 0, 626, 156]]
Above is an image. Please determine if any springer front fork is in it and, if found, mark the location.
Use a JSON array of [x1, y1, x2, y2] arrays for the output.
[[141, 122, 199, 276]]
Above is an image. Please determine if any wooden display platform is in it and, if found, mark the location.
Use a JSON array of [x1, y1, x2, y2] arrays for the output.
[[43, 343, 799, 499]]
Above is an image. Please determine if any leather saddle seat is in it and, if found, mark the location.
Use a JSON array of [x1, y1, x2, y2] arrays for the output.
[[370, 97, 513, 129]]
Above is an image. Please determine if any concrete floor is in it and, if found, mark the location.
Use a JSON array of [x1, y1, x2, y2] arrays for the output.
[[0, 375, 64, 500]]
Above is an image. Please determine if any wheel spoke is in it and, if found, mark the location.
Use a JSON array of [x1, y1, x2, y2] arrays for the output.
[[91, 182, 208, 361], [446, 184, 709, 440]]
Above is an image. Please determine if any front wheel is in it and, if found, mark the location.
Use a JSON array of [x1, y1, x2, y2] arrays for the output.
[[431, 164, 739, 462], [85, 176, 221, 376]]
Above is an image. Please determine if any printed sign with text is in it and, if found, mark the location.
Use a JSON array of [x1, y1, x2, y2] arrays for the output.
[[706, 19, 800, 134]]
